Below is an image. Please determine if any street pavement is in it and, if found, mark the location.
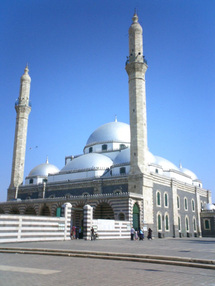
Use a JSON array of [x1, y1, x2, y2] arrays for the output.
[[0, 237, 215, 286]]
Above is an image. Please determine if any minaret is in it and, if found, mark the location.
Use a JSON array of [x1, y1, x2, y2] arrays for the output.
[[125, 13, 148, 175], [9, 66, 31, 197]]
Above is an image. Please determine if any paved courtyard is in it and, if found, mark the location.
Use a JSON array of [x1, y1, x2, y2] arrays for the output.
[[0, 238, 215, 286]]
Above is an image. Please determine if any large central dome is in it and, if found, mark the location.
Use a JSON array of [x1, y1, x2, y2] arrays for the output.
[[85, 121, 130, 146]]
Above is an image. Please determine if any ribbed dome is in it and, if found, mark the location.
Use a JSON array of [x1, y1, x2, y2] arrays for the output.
[[86, 121, 130, 146], [61, 153, 113, 172], [154, 156, 179, 171], [179, 167, 198, 180], [28, 161, 59, 177]]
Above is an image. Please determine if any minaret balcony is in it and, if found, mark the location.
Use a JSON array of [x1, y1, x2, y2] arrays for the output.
[[126, 54, 147, 65], [15, 99, 32, 107]]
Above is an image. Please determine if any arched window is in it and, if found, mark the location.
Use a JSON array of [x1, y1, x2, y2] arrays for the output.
[[102, 144, 107, 151], [120, 144, 126, 150], [29, 178, 33, 184], [177, 196, 180, 209], [155, 168, 159, 174], [133, 203, 140, 230], [185, 216, 189, 232], [120, 167, 126, 175], [184, 197, 188, 211], [193, 217, 197, 232], [157, 213, 162, 231], [118, 213, 125, 220], [114, 189, 122, 195], [165, 213, 169, 231], [164, 193, 168, 208], [49, 194, 55, 198], [82, 192, 89, 197], [191, 199, 195, 212], [156, 191, 161, 206], [178, 216, 181, 231], [204, 219, 210, 230], [89, 147, 93, 153]]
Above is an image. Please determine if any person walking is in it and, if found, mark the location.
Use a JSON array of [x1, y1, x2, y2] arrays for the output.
[[91, 227, 95, 240], [71, 225, 76, 240], [147, 228, 152, 240], [139, 229, 144, 240], [130, 226, 135, 240], [135, 230, 138, 240]]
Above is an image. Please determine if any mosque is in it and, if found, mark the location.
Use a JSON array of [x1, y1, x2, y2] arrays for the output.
[[1, 13, 213, 238]]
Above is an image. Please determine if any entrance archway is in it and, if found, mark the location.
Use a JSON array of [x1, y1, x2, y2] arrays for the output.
[[24, 206, 36, 215], [133, 203, 140, 230], [9, 208, 20, 214], [40, 205, 50, 216], [73, 205, 84, 239], [94, 203, 114, 219]]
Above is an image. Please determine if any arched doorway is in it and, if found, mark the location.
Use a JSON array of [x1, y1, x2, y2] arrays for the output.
[[73, 205, 84, 239], [40, 205, 50, 216], [118, 213, 125, 221], [9, 208, 20, 214], [24, 206, 36, 215], [133, 203, 140, 230], [94, 203, 114, 219]]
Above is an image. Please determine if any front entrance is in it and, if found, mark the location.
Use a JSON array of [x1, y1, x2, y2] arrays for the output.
[[133, 203, 140, 230], [72, 206, 84, 239]]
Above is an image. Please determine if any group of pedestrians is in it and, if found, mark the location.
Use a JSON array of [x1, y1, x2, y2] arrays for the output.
[[71, 225, 83, 239], [71, 225, 152, 241], [130, 227, 152, 241]]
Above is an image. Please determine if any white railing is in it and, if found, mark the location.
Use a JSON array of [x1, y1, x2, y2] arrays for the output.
[[0, 203, 71, 243], [92, 219, 130, 239]]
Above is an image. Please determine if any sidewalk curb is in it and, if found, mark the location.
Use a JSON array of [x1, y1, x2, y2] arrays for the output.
[[1, 247, 215, 270]]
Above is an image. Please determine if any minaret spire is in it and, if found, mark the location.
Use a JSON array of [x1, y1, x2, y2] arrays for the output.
[[126, 13, 148, 175], [9, 66, 32, 198], [132, 12, 138, 23]]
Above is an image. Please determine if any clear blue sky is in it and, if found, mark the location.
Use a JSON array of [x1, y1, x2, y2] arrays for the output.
[[0, 0, 214, 202]]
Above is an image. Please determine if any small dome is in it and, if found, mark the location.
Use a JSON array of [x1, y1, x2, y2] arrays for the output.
[[147, 151, 156, 164], [114, 148, 130, 165], [28, 160, 59, 177], [61, 153, 113, 172], [113, 148, 155, 165], [129, 13, 142, 33], [86, 121, 130, 146], [21, 66, 31, 82], [179, 167, 198, 180], [203, 203, 215, 211], [154, 156, 179, 171]]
